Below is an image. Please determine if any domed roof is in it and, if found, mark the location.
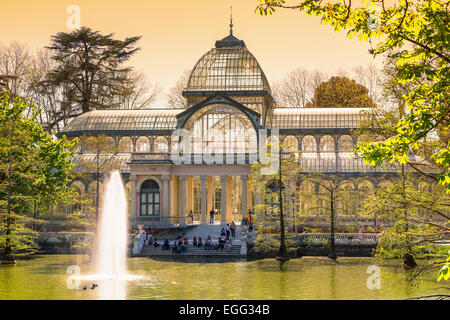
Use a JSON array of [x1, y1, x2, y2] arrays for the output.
[[215, 33, 246, 48], [184, 31, 271, 94]]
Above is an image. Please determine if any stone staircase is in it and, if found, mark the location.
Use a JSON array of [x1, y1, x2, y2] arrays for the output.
[[137, 224, 246, 257], [182, 224, 244, 241], [139, 243, 243, 257]]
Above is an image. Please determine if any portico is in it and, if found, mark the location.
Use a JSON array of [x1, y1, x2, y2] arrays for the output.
[[129, 163, 253, 227]]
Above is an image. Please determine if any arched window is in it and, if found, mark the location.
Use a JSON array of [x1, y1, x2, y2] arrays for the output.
[[183, 104, 257, 154], [154, 136, 169, 152], [302, 135, 316, 152], [118, 136, 133, 153], [136, 137, 150, 152], [320, 135, 335, 152], [338, 135, 354, 152], [140, 179, 160, 216], [215, 188, 222, 213], [193, 187, 200, 215], [283, 135, 298, 151]]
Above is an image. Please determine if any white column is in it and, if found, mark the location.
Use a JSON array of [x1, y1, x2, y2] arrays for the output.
[[200, 175, 207, 225], [220, 175, 228, 225], [186, 176, 193, 214], [226, 178, 233, 223], [161, 175, 172, 219], [170, 177, 177, 219], [179, 175, 187, 225], [241, 175, 248, 220]]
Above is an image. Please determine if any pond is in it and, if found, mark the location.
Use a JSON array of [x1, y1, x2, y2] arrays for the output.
[[0, 255, 443, 300]]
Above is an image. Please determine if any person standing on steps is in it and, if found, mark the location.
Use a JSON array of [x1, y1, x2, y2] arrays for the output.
[[187, 210, 193, 224], [230, 221, 236, 238], [209, 209, 215, 225], [226, 224, 231, 240]]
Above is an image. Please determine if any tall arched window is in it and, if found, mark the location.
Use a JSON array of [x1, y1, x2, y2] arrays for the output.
[[215, 188, 222, 213], [140, 180, 160, 216], [136, 137, 150, 152], [183, 104, 257, 154], [193, 187, 200, 215]]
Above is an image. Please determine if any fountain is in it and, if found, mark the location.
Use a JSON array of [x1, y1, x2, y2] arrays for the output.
[[70, 170, 142, 299], [95, 170, 128, 277]]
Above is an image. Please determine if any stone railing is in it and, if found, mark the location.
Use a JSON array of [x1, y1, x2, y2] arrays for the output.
[[131, 152, 171, 162], [131, 152, 257, 165], [130, 216, 198, 228], [247, 233, 380, 246], [295, 233, 380, 246], [37, 232, 92, 243]]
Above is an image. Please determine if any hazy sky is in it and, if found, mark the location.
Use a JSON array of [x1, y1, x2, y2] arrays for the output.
[[1, 0, 379, 104]]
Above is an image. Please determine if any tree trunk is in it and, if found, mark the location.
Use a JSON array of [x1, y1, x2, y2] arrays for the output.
[[277, 150, 289, 261], [33, 200, 37, 231], [328, 189, 337, 260], [401, 164, 416, 268]]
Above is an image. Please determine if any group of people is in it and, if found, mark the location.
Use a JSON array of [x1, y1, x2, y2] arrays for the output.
[[241, 210, 254, 232], [204, 235, 233, 251], [138, 228, 159, 246], [169, 234, 189, 254], [156, 229, 236, 253], [136, 216, 256, 255], [157, 234, 191, 254], [220, 221, 237, 239]]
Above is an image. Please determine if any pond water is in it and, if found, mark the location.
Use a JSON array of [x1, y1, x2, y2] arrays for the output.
[[0, 255, 443, 300]]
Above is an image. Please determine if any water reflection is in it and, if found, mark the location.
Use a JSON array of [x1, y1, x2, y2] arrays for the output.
[[0, 255, 444, 300]]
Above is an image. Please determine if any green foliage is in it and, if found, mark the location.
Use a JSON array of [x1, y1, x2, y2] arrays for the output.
[[358, 172, 449, 260], [0, 91, 76, 260], [437, 252, 450, 282], [46, 27, 141, 115], [308, 76, 376, 108], [256, 0, 450, 191], [249, 141, 301, 254]]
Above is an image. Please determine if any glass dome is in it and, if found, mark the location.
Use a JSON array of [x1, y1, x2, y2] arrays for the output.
[[184, 44, 271, 94]]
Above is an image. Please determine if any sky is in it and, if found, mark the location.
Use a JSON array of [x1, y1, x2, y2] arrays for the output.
[[0, 0, 380, 105]]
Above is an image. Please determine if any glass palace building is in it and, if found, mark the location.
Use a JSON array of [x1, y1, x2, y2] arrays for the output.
[[59, 28, 405, 228]]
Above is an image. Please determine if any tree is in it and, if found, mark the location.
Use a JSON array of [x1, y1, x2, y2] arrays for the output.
[[167, 69, 191, 109], [354, 56, 443, 184], [0, 42, 31, 101], [25, 48, 75, 133], [307, 76, 376, 108], [352, 62, 382, 104], [249, 139, 301, 259], [256, 0, 450, 190], [358, 173, 449, 263], [45, 27, 141, 124], [0, 91, 76, 262], [299, 174, 359, 260], [272, 68, 327, 107], [113, 70, 162, 110]]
